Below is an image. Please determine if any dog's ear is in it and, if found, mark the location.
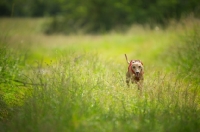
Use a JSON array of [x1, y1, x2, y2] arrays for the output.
[[138, 60, 143, 65]]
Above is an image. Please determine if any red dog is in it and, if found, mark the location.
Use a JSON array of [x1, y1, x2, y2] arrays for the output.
[[125, 54, 144, 90]]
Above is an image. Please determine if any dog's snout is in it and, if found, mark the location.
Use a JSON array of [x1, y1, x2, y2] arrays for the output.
[[135, 71, 140, 77]]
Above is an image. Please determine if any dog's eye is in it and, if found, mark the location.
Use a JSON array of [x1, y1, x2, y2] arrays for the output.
[[139, 66, 141, 68], [132, 66, 135, 69]]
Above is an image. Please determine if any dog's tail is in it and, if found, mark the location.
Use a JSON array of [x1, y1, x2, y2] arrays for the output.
[[124, 54, 130, 64]]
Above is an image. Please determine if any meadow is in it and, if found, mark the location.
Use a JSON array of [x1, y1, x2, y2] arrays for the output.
[[0, 17, 200, 132]]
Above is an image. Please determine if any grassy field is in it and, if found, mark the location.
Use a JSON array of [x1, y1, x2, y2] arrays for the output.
[[0, 17, 200, 132]]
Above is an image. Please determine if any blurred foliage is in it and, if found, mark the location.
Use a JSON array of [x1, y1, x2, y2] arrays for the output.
[[0, 45, 21, 86], [164, 25, 200, 84], [0, 44, 26, 121], [0, 0, 200, 33]]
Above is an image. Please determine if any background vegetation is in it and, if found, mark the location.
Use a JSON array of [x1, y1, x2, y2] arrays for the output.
[[168, 26, 200, 85], [0, 17, 200, 131], [1, 0, 200, 33], [0, 1, 200, 131]]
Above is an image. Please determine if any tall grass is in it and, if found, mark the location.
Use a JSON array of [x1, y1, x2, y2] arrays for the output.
[[0, 18, 200, 132], [0, 43, 28, 123], [168, 26, 200, 84], [0, 53, 199, 132]]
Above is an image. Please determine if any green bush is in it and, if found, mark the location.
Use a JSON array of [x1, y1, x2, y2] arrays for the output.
[[1, 0, 200, 33], [44, 0, 200, 34]]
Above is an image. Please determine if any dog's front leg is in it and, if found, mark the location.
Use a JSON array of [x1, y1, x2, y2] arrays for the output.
[[137, 82, 142, 90], [126, 73, 130, 87], [126, 78, 130, 87], [137, 80, 143, 92]]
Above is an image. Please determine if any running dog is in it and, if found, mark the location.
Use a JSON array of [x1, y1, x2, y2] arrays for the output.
[[125, 54, 144, 90]]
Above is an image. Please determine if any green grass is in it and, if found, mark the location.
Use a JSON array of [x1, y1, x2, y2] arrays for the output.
[[0, 18, 200, 132]]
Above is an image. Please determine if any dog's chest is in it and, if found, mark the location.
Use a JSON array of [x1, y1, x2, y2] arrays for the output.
[[134, 76, 140, 81], [130, 73, 140, 81]]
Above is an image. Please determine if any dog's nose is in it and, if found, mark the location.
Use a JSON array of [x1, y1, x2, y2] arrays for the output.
[[135, 72, 140, 76]]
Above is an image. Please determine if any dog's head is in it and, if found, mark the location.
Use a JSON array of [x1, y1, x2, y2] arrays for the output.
[[129, 60, 144, 78]]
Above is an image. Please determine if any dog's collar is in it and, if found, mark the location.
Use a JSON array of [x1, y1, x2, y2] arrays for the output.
[[128, 60, 135, 74]]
